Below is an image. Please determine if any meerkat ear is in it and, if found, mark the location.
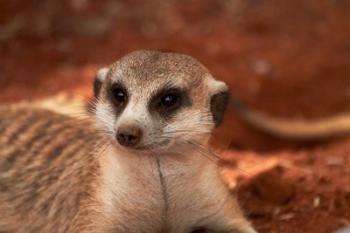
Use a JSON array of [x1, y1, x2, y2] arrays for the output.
[[94, 67, 109, 97], [207, 78, 230, 127]]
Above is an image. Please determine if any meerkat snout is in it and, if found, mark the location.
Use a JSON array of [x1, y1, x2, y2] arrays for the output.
[[116, 124, 143, 147]]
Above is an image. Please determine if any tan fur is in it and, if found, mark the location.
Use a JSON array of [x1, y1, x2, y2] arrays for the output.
[[232, 104, 350, 140], [0, 106, 102, 233], [0, 50, 256, 233]]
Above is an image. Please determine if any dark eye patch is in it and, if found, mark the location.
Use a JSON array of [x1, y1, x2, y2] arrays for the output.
[[190, 227, 208, 233], [107, 82, 128, 114], [149, 87, 191, 118]]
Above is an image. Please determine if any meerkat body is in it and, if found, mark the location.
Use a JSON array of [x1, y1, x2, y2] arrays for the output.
[[0, 50, 256, 233], [0, 106, 100, 233]]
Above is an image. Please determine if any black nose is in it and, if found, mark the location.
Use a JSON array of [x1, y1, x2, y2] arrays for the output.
[[116, 125, 142, 147]]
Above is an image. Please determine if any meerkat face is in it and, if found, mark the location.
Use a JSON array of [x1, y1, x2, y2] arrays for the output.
[[92, 50, 229, 153]]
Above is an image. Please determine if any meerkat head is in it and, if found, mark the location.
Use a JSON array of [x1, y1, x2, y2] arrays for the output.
[[92, 50, 229, 153]]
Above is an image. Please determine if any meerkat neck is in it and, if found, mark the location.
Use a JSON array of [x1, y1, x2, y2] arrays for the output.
[[96, 143, 217, 216], [99, 144, 215, 181]]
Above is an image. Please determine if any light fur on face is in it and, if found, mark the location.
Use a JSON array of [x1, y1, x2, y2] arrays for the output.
[[93, 50, 229, 153]]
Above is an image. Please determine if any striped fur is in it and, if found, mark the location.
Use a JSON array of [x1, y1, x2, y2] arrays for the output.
[[0, 106, 104, 233]]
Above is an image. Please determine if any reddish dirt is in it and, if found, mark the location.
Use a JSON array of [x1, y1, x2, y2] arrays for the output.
[[1, 1, 350, 232]]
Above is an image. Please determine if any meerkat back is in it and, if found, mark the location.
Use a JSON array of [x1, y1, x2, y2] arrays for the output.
[[0, 106, 99, 233]]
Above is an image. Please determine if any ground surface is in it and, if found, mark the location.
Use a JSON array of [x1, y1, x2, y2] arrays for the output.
[[0, 1, 350, 232]]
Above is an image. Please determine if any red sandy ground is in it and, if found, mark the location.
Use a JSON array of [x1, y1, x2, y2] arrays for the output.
[[0, 1, 350, 232]]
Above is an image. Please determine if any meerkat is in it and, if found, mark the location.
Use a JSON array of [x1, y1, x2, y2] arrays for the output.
[[0, 50, 257, 233]]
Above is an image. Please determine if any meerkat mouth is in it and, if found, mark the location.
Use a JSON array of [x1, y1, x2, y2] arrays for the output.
[[114, 138, 172, 152]]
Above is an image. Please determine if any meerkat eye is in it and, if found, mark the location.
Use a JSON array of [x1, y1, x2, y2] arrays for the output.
[[111, 85, 127, 105], [159, 91, 181, 110], [150, 88, 189, 116], [161, 93, 179, 107], [190, 228, 208, 233]]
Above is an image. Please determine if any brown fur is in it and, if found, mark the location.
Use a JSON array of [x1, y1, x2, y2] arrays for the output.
[[0, 50, 256, 233], [0, 106, 104, 233]]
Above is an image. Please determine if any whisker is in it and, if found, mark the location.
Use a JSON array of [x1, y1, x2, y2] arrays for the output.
[[175, 141, 218, 164], [184, 140, 251, 175], [187, 140, 222, 160], [163, 129, 211, 135]]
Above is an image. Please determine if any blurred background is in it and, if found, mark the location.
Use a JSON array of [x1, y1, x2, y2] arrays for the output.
[[1, 1, 350, 232]]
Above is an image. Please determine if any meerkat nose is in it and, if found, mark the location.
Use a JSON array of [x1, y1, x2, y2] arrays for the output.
[[116, 124, 143, 147]]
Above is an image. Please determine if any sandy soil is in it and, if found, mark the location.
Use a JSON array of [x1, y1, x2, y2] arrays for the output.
[[1, 1, 350, 232]]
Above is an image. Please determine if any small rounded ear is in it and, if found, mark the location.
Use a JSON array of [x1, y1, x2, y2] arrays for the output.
[[207, 78, 230, 127], [94, 67, 109, 97]]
